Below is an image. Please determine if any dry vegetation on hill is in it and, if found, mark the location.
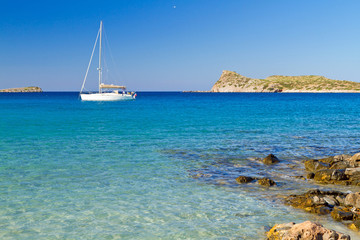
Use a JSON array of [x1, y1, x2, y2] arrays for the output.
[[211, 70, 360, 92]]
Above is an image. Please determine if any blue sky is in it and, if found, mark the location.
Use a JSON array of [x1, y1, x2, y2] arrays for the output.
[[1, 0, 360, 91]]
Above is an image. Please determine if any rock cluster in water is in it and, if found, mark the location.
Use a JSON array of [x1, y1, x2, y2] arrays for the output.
[[236, 154, 278, 187], [266, 221, 350, 240], [263, 154, 280, 165], [163, 149, 360, 237], [305, 153, 360, 185], [286, 189, 360, 231], [236, 175, 276, 187]]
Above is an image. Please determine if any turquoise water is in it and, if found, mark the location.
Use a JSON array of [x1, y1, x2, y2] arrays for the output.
[[1, 92, 360, 239]]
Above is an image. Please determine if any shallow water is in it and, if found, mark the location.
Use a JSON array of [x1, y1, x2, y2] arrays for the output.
[[1, 92, 360, 239]]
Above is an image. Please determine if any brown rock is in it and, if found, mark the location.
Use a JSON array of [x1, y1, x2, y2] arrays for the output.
[[336, 195, 345, 206], [347, 153, 360, 167], [323, 196, 339, 206], [307, 172, 315, 179], [334, 154, 352, 162], [312, 195, 326, 205], [314, 169, 333, 182], [286, 195, 308, 209], [345, 192, 360, 208], [345, 168, 360, 176], [305, 189, 345, 198], [304, 159, 330, 172], [331, 206, 353, 221], [263, 154, 280, 165], [348, 220, 360, 231], [285, 190, 345, 214], [313, 169, 347, 183], [266, 221, 350, 240], [312, 206, 332, 215], [258, 177, 276, 187], [332, 169, 348, 181], [348, 177, 360, 186], [319, 156, 336, 165], [235, 176, 255, 184], [330, 161, 351, 169]]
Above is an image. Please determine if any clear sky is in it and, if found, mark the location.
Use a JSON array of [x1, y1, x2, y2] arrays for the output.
[[1, 0, 360, 91]]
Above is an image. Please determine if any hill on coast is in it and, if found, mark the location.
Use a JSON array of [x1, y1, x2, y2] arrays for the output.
[[211, 70, 360, 92], [0, 87, 42, 92]]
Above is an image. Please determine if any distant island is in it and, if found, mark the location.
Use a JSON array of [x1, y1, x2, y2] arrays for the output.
[[209, 70, 360, 93], [0, 87, 42, 93]]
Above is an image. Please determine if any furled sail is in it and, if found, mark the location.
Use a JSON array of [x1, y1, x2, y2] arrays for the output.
[[100, 84, 126, 89]]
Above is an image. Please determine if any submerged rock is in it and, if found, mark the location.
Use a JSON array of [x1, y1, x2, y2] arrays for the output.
[[235, 176, 255, 184], [305, 159, 330, 172], [235, 175, 276, 187], [266, 221, 350, 240], [258, 177, 276, 187], [263, 154, 280, 165], [331, 206, 353, 221]]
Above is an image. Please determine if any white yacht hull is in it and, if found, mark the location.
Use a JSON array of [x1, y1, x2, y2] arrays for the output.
[[80, 22, 136, 101], [80, 93, 135, 101]]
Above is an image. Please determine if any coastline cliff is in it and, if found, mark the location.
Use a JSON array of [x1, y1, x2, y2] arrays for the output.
[[211, 70, 360, 93], [0, 87, 43, 92]]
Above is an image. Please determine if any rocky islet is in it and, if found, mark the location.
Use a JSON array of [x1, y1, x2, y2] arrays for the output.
[[0, 86, 42, 92]]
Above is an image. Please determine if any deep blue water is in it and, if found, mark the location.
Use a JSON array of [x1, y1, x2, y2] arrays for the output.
[[1, 92, 360, 239]]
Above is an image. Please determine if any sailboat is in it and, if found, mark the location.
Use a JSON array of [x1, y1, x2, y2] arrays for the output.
[[80, 21, 136, 101]]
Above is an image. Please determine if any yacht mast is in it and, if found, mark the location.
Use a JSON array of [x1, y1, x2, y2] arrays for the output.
[[98, 21, 103, 93]]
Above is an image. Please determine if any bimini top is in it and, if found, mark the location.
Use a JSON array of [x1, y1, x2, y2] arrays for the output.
[[100, 83, 126, 89]]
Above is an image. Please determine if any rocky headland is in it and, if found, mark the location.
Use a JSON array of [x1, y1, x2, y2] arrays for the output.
[[0, 86, 42, 92], [210, 70, 360, 93]]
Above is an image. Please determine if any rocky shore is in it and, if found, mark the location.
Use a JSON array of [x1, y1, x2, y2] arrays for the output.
[[233, 153, 360, 231], [261, 152, 360, 238], [0, 86, 42, 92], [162, 149, 360, 239]]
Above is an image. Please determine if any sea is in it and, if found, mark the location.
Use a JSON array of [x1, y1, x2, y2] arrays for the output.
[[1, 92, 360, 239]]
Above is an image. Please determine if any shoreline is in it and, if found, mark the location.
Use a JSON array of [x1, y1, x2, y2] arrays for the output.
[[186, 150, 360, 237]]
